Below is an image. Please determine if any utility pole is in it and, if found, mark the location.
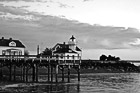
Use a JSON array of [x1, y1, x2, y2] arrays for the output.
[[37, 45, 39, 55]]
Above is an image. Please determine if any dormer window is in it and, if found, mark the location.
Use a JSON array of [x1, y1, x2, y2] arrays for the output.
[[56, 46, 60, 51], [9, 41, 16, 47]]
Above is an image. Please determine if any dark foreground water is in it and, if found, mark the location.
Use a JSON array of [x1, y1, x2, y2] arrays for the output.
[[1, 73, 140, 93]]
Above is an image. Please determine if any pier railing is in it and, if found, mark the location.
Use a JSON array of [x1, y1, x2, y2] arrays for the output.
[[0, 55, 81, 83]]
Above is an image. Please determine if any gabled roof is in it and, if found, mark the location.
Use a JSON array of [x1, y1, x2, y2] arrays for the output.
[[76, 46, 82, 51], [53, 47, 77, 53], [52, 43, 81, 52], [0, 38, 25, 48], [52, 43, 69, 50]]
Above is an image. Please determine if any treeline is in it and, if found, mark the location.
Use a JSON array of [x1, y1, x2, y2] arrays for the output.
[[100, 54, 120, 61], [81, 60, 140, 72]]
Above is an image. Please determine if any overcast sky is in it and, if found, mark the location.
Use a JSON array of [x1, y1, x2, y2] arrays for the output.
[[0, 0, 140, 60]]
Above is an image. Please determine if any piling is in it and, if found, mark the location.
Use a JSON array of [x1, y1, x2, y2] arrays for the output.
[[13, 65, 16, 81], [55, 65, 58, 82], [9, 60, 12, 81], [32, 64, 35, 82], [68, 65, 70, 83], [48, 65, 50, 82], [26, 66, 28, 82], [0, 55, 81, 83], [78, 65, 80, 81], [62, 66, 64, 82], [0, 62, 3, 80], [23, 65, 25, 82], [51, 65, 53, 82], [36, 64, 38, 82]]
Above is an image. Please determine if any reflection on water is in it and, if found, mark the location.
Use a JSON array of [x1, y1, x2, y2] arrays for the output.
[[0, 83, 80, 93], [80, 73, 140, 93], [1, 73, 140, 93]]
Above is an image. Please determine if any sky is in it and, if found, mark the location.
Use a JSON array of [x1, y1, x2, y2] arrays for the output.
[[0, 0, 140, 60]]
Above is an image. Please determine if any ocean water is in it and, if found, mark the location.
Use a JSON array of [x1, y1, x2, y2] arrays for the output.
[[1, 73, 140, 93]]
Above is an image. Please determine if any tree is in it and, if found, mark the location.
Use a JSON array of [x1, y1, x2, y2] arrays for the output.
[[115, 57, 120, 61], [107, 55, 112, 61], [41, 48, 52, 56], [100, 54, 107, 61], [24, 50, 29, 57], [100, 54, 121, 61]]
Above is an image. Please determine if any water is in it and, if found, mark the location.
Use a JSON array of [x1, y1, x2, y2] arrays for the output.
[[1, 73, 140, 93], [79, 73, 140, 93]]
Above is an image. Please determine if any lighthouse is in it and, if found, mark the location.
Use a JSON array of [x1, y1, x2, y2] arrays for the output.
[[68, 35, 77, 51]]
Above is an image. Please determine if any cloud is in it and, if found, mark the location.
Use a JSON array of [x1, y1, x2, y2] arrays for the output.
[[0, 4, 41, 22], [83, 0, 94, 2], [0, 12, 40, 21], [78, 26, 140, 49], [100, 39, 111, 47], [0, 0, 40, 2], [0, 4, 28, 15], [57, 2, 73, 8], [0, 0, 140, 51], [129, 38, 140, 46], [28, 15, 140, 50], [0, 0, 75, 19]]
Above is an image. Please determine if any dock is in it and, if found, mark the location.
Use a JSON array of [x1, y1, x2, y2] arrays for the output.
[[0, 55, 81, 83]]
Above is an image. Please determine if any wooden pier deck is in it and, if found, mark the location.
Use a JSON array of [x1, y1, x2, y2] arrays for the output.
[[0, 55, 81, 83]]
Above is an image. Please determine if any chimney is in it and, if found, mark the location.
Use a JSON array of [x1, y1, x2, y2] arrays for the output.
[[37, 45, 39, 55], [9, 38, 12, 41], [63, 42, 66, 49], [2, 37, 4, 40]]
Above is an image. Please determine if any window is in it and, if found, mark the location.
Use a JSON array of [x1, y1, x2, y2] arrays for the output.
[[61, 54, 63, 58], [56, 46, 60, 51], [19, 51, 22, 55], [72, 55, 75, 59], [78, 54, 80, 59], [9, 41, 16, 47], [13, 51, 16, 55], [2, 50, 5, 55], [56, 54, 59, 58], [67, 55, 69, 59]]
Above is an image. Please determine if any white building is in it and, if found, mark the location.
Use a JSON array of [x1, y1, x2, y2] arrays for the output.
[[52, 35, 82, 60], [0, 37, 25, 56]]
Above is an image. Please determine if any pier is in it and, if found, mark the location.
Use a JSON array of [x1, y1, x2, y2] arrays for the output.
[[0, 55, 81, 83]]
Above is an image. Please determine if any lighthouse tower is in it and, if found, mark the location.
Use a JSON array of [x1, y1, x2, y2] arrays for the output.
[[68, 35, 77, 51]]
